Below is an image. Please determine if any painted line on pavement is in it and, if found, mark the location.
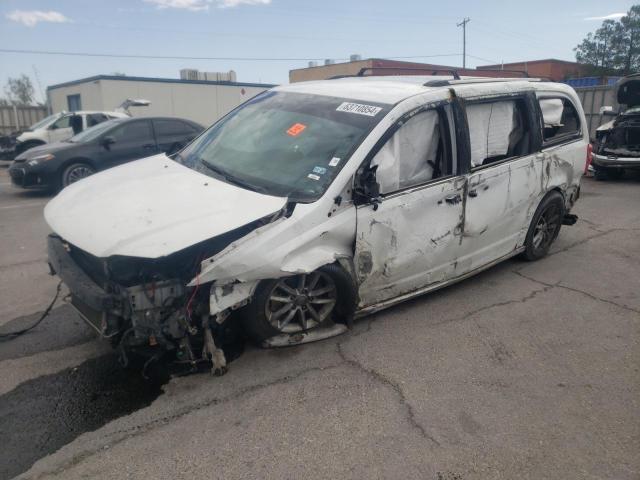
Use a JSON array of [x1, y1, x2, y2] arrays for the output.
[[0, 201, 47, 210]]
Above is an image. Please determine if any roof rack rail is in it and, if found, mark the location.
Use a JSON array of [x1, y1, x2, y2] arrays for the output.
[[423, 77, 542, 87], [475, 68, 531, 78], [355, 66, 461, 79], [328, 67, 461, 80]]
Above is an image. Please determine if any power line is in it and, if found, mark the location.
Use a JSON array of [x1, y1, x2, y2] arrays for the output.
[[0, 48, 463, 63]]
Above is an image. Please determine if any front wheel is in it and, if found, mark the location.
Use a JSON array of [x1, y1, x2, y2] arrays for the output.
[[240, 264, 357, 344], [522, 191, 564, 261], [61, 162, 95, 188]]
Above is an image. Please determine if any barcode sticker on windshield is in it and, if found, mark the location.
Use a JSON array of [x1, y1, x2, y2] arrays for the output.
[[336, 102, 382, 117]]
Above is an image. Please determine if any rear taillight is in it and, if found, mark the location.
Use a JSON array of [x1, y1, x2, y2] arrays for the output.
[[584, 143, 593, 174]]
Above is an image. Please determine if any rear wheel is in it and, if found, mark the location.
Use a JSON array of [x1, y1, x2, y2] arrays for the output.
[[522, 191, 564, 261], [240, 264, 356, 344], [61, 162, 95, 188]]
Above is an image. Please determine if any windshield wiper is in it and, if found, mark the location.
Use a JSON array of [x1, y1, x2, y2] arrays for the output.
[[199, 159, 268, 194]]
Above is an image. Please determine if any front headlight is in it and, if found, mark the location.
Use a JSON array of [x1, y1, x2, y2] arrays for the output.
[[27, 153, 55, 166]]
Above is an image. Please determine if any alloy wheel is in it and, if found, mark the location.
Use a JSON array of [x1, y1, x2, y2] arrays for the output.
[[532, 204, 562, 251], [65, 165, 94, 185], [265, 272, 337, 333]]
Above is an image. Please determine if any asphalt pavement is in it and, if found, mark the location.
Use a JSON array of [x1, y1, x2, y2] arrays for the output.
[[0, 162, 638, 480]]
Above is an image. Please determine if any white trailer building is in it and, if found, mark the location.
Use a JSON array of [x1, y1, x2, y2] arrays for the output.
[[46, 75, 276, 128]]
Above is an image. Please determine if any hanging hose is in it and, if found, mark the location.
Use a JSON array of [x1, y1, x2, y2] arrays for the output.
[[0, 281, 63, 339]]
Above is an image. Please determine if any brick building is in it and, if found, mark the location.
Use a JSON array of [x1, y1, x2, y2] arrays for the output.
[[477, 59, 589, 82], [289, 58, 524, 83], [290, 57, 589, 83]]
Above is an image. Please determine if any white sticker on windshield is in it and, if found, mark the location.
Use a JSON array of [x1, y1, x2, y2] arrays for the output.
[[329, 157, 341, 167], [307, 174, 321, 181], [336, 102, 382, 117]]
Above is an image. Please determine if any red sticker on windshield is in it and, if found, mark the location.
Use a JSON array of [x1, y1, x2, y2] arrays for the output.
[[286, 123, 306, 136]]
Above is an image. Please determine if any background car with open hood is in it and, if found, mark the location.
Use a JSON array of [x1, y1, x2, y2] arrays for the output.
[[9, 116, 204, 191], [592, 74, 640, 179]]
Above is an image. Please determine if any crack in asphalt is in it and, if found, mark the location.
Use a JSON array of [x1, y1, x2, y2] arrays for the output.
[[514, 271, 640, 315], [334, 341, 441, 447], [19, 225, 640, 478]]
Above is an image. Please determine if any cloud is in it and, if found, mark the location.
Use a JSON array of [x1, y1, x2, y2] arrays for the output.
[[584, 13, 626, 21], [6, 10, 70, 27], [217, 0, 271, 8], [143, 0, 210, 11], [143, 0, 270, 10]]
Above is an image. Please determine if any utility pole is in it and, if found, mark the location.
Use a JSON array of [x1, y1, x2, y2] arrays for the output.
[[457, 17, 471, 69]]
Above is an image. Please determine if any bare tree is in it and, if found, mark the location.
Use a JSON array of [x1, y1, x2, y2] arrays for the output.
[[3, 74, 36, 105]]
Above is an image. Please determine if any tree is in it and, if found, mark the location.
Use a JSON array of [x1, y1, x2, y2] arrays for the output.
[[575, 6, 640, 75], [3, 74, 36, 105], [616, 6, 640, 74]]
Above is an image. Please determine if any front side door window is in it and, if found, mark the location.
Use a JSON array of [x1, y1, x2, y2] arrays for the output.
[[48, 115, 73, 142], [355, 104, 465, 307]]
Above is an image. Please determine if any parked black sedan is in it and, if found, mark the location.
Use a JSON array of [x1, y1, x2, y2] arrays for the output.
[[9, 116, 204, 191]]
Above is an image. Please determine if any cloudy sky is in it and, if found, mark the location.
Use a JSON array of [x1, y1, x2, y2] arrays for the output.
[[0, 0, 635, 103]]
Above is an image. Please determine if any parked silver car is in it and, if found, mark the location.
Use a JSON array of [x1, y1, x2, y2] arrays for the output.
[[44, 75, 588, 375]]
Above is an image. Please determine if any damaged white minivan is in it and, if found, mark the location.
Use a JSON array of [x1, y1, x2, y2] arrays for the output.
[[45, 75, 588, 375]]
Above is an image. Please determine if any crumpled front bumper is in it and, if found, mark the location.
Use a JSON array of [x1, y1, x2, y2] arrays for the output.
[[47, 234, 124, 314], [592, 153, 640, 168]]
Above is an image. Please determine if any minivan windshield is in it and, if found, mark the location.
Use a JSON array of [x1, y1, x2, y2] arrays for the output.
[[178, 91, 391, 202], [68, 119, 121, 143]]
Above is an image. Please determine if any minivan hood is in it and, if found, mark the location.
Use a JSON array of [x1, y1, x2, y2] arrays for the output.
[[44, 154, 288, 258], [617, 74, 640, 107]]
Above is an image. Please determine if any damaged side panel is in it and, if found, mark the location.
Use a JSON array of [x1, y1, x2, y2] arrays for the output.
[[354, 177, 465, 307]]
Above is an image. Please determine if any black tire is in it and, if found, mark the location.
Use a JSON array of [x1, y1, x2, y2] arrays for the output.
[[593, 166, 608, 181], [522, 191, 565, 261], [594, 166, 624, 181], [61, 162, 95, 188], [607, 168, 625, 180], [240, 263, 357, 345]]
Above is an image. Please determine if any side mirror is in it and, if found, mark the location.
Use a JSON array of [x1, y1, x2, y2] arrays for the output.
[[102, 136, 116, 149], [599, 106, 617, 116], [49, 124, 58, 130], [354, 165, 382, 209]]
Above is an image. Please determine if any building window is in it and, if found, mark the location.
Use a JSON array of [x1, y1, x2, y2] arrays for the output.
[[67, 94, 82, 112]]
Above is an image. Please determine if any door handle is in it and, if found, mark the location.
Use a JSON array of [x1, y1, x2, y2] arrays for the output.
[[443, 194, 462, 205], [142, 143, 155, 149]]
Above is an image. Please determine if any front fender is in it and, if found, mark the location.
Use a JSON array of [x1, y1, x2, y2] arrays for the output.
[[195, 204, 357, 286]]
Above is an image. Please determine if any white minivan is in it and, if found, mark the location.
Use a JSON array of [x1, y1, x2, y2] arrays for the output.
[[45, 75, 588, 375]]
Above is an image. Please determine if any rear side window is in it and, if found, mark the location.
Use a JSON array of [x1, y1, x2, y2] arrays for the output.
[[539, 98, 581, 142], [87, 113, 108, 128], [111, 120, 154, 143], [465, 98, 532, 168], [154, 119, 198, 137]]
